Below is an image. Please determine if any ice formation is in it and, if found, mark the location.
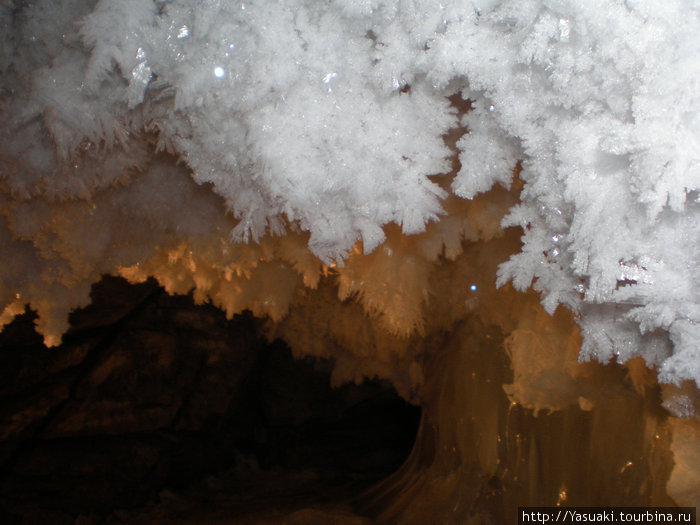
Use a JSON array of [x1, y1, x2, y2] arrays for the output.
[[1, 0, 699, 515]]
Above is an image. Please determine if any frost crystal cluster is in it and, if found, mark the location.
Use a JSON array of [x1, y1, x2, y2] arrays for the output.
[[1, 0, 699, 509]]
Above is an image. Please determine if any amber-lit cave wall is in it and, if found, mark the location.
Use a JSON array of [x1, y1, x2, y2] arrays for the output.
[[0, 154, 696, 523]]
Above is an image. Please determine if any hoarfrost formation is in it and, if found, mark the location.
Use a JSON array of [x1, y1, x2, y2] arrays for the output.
[[1, 0, 698, 515]]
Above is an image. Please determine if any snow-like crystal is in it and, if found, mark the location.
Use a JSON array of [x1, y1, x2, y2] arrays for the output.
[[1, 0, 697, 377], [0, 0, 698, 508]]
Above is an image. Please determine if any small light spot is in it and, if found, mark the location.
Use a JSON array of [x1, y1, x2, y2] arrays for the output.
[[488, 104, 495, 112], [214, 66, 225, 78], [469, 284, 477, 291], [556, 485, 568, 506], [558, 18, 570, 42]]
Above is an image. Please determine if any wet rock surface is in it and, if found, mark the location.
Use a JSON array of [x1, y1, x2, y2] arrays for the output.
[[0, 276, 419, 524]]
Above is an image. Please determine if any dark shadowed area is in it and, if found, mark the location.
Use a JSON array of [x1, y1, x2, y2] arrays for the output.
[[0, 276, 419, 524]]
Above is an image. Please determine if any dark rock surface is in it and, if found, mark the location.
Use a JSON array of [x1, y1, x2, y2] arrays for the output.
[[0, 276, 419, 524]]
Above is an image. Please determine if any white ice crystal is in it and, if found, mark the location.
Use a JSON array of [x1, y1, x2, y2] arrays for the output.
[[0, 0, 698, 398], [2, 0, 699, 512]]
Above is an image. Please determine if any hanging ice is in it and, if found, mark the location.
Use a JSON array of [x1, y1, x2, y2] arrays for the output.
[[0, 0, 698, 513]]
